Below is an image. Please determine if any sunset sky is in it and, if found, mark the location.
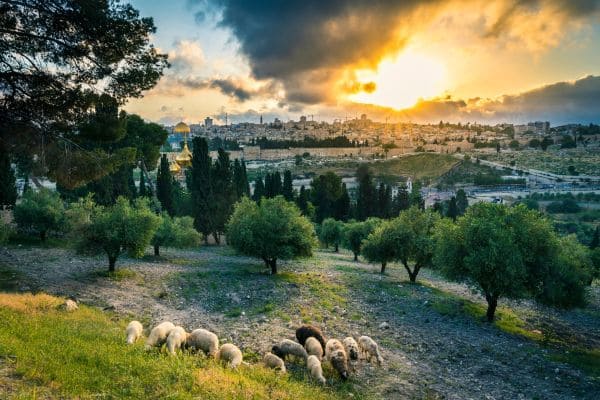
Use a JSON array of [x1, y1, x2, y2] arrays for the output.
[[124, 0, 600, 126]]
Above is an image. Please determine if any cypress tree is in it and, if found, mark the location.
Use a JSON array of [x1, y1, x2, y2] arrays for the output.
[[272, 171, 282, 197], [156, 154, 174, 216], [334, 183, 351, 221], [447, 196, 458, 221], [282, 170, 294, 201], [0, 150, 17, 207], [356, 165, 376, 220], [253, 177, 265, 202], [410, 181, 424, 210], [211, 149, 235, 243], [264, 173, 273, 198], [296, 185, 309, 215], [138, 169, 147, 197], [242, 161, 250, 196], [190, 137, 213, 243], [456, 189, 468, 215]]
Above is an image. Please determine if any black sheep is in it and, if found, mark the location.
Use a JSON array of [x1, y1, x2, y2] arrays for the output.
[[295, 324, 327, 350]]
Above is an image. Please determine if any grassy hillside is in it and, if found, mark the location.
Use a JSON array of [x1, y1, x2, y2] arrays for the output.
[[0, 293, 359, 400]]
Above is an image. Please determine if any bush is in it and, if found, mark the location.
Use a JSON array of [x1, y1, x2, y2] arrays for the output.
[[151, 214, 201, 256], [227, 196, 317, 274], [546, 199, 581, 214], [13, 188, 65, 241], [433, 203, 591, 321], [319, 218, 343, 251], [75, 197, 160, 271], [0, 217, 12, 244]]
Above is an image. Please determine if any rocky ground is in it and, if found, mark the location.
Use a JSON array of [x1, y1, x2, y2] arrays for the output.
[[1, 245, 599, 399]]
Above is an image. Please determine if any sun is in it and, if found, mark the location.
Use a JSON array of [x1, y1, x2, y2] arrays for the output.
[[350, 49, 447, 110]]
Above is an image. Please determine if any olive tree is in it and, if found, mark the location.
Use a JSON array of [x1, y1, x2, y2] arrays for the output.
[[319, 218, 343, 252], [362, 207, 438, 280], [227, 196, 317, 274], [342, 218, 381, 261], [433, 203, 591, 321], [151, 214, 201, 256], [76, 197, 160, 271], [13, 188, 65, 241]]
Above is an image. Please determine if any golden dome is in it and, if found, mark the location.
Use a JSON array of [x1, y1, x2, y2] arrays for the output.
[[174, 122, 191, 134], [169, 161, 181, 173], [175, 142, 192, 168]]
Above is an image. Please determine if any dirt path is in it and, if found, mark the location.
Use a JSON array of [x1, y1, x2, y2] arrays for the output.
[[1, 246, 598, 399]]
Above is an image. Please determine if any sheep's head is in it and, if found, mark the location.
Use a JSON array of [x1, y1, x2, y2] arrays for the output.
[[271, 345, 284, 359]]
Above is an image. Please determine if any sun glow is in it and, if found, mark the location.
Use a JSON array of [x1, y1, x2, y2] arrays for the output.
[[350, 49, 447, 110]]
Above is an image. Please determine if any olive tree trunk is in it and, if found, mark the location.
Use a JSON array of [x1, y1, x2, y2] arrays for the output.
[[380, 261, 387, 274], [485, 293, 499, 322]]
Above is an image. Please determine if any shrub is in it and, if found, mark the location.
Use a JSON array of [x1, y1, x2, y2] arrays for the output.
[[0, 217, 12, 244], [546, 198, 581, 214], [13, 188, 65, 241], [227, 196, 317, 274], [151, 214, 201, 256], [433, 203, 591, 321], [76, 197, 160, 271], [319, 218, 343, 251]]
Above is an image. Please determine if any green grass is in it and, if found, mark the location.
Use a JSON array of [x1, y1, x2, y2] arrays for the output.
[[549, 348, 600, 378], [369, 153, 459, 182], [0, 292, 365, 399]]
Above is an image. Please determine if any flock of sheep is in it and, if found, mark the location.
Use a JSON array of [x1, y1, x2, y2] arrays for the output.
[[126, 320, 384, 384]]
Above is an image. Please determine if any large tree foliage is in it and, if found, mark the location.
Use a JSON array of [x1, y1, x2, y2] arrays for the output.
[[151, 214, 201, 256], [433, 203, 591, 321], [0, 0, 168, 188], [356, 165, 376, 220], [227, 196, 316, 274], [310, 171, 344, 223], [210, 149, 236, 243], [13, 188, 65, 240], [75, 197, 160, 271]]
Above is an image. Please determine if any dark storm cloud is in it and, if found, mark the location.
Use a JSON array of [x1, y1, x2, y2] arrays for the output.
[[176, 76, 279, 102]]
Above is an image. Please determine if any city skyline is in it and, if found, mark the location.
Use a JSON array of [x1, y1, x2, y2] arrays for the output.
[[125, 0, 600, 126]]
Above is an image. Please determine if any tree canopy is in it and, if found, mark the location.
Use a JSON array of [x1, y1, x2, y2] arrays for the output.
[[13, 188, 65, 241], [0, 0, 168, 188], [227, 196, 316, 274]]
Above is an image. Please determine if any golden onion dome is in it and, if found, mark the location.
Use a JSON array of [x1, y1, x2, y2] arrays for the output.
[[174, 122, 191, 134], [175, 142, 192, 168], [169, 160, 181, 173]]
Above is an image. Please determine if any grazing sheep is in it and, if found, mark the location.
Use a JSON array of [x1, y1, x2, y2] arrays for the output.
[[342, 337, 360, 361], [307, 355, 326, 385], [145, 321, 175, 350], [186, 328, 219, 358], [263, 352, 286, 373], [358, 335, 383, 365], [272, 339, 308, 362], [217, 343, 243, 369], [326, 339, 349, 380], [125, 321, 143, 344], [305, 337, 323, 360], [166, 326, 188, 355], [64, 299, 78, 312], [295, 325, 327, 350]]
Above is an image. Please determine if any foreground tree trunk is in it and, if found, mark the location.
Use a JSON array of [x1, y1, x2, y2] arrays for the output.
[[403, 261, 420, 283], [154, 245, 160, 256], [213, 232, 221, 245], [263, 258, 278, 274], [353, 252, 358, 261], [485, 293, 499, 322], [108, 255, 117, 272], [380, 261, 387, 274], [40, 230, 47, 241], [334, 243, 339, 252]]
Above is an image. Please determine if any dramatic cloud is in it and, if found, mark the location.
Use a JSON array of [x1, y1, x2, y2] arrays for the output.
[[174, 77, 280, 102], [377, 75, 600, 124], [200, 0, 600, 104]]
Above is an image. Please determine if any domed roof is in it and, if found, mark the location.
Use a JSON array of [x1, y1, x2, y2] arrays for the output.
[[175, 142, 192, 168], [169, 161, 181, 173], [174, 121, 191, 134]]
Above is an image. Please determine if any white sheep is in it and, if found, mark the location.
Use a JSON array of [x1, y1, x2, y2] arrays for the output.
[[217, 343, 243, 369], [263, 352, 286, 373], [145, 321, 175, 350], [125, 321, 143, 344], [358, 335, 383, 365], [305, 337, 323, 360], [187, 328, 219, 358], [64, 299, 78, 312], [166, 326, 188, 355], [326, 339, 349, 380], [271, 339, 308, 362], [307, 355, 326, 385], [342, 337, 360, 361]]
